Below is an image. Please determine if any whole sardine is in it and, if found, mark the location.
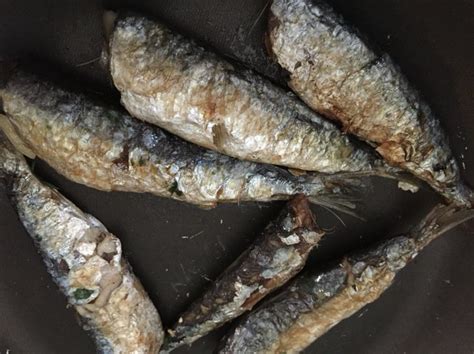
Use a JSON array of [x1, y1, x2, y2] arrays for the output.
[[104, 12, 396, 177], [0, 131, 164, 353], [268, 0, 472, 206], [163, 195, 323, 352], [0, 67, 361, 213], [220, 204, 474, 353]]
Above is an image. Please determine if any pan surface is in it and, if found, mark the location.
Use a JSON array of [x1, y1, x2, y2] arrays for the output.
[[0, 0, 473, 353]]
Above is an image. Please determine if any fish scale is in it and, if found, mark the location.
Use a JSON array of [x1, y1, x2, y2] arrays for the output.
[[220, 204, 474, 353], [0, 131, 164, 353], [0, 68, 363, 214], [105, 13, 398, 178], [268, 0, 473, 206]]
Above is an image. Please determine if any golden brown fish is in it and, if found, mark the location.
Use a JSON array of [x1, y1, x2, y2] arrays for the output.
[[104, 12, 403, 180], [220, 203, 474, 353], [163, 195, 323, 352], [0, 131, 164, 353], [268, 0, 472, 206], [0, 67, 364, 214]]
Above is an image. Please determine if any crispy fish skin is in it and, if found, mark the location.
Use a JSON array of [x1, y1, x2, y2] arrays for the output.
[[163, 195, 324, 352], [0, 132, 163, 353], [106, 13, 389, 176], [220, 204, 474, 354], [0, 69, 362, 212], [268, 0, 472, 206]]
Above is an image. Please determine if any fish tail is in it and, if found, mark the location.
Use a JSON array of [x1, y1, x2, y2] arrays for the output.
[[306, 173, 368, 219], [0, 124, 32, 185], [412, 203, 474, 250]]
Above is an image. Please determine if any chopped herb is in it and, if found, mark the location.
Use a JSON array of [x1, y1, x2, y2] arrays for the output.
[[73, 288, 94, 301], [168, 180, 183, 196], [138, 157, 146, 166]]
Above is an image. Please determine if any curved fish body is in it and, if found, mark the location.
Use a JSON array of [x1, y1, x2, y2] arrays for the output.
[[106, 13, 392, 176], [268, 0, 472, 206], [0, 132, 164, 353], [163, 195, 323, 352], [220, 204, 474, 353], [0, 69, 362, 213]]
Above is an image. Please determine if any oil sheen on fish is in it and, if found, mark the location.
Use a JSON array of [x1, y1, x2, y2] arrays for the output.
[[220, 204, 474, 353], [163, 195, 323, 352], [268, 0, 472, 206], [0, 68, 364, 213], [0, 131, 164, 353], [105, 12, 394, 177]]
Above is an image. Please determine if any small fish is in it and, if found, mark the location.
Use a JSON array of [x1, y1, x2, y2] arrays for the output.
[[0, 67, 364, 214], [0, 131, 164, 353], [268, 0, 472, 206], [220, 203, 474, 353], [163, 195, 324, 352], [104, 12, 399, 178]]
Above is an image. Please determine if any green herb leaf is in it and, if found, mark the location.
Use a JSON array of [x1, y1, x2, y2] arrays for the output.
[[73, 288, 94, 301]]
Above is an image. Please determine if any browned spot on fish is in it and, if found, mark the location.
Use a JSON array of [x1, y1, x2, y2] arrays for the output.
[[376, 140, 406, 165], [289, 195, 317, 229], [205, 100, 217, 119], [212, 123, 229, 149], [112, 144, 130, 170]]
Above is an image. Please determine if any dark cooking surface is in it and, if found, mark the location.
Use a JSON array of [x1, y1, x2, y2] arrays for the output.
[[0, 0, 473, 353]]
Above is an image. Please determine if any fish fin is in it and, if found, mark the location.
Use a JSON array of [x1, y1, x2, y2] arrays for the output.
[[413, 203, 474, 249], [0, 114, 36, 159]]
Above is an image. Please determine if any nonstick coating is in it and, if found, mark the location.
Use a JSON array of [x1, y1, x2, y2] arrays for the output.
[[0, 0, 473, 353]]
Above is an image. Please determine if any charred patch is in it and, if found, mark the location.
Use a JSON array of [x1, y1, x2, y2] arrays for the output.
[[112, 144, 130, 170]]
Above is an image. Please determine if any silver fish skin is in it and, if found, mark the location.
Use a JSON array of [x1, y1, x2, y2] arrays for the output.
[[220, 204, 474, 353], [0, 68, 362, 213], [0, 131, 164, 353], [268, 0, 473, 206], [106, 13, 391, 176], [162, 195, 324, 352]]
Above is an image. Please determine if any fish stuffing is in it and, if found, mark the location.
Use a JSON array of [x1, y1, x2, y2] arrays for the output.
[[163, 195, 323, 352], [0, 130, 164, 353], [268, 0, 472, 206], [0, 67, 361, 213], [220, 203, 474, 353], [105, 12, 398, 178]]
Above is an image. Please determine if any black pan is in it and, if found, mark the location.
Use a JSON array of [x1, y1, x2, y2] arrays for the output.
[[0, 0, 473, 353]]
